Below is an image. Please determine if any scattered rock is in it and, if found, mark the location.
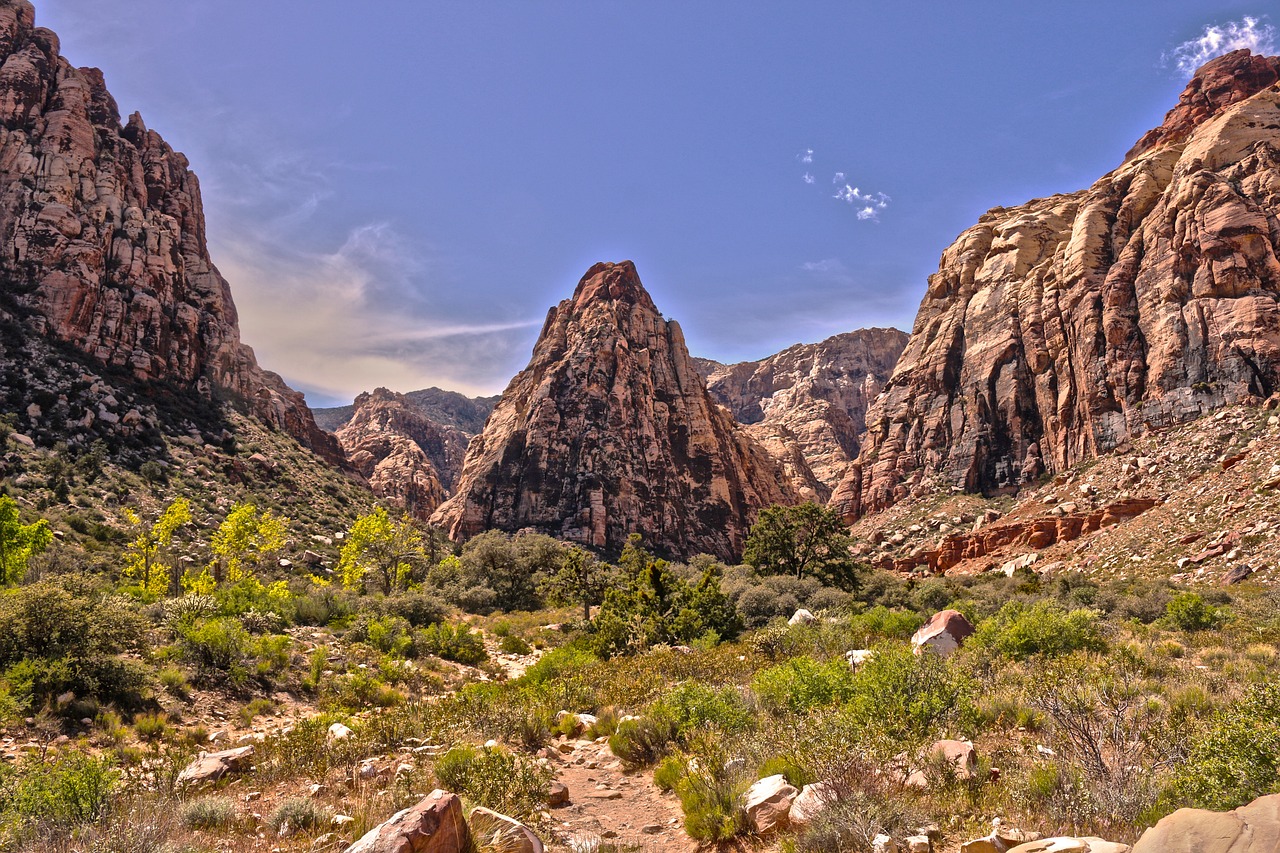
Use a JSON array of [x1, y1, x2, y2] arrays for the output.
[[1131, 791, 1280, 852], [743, 774, 798, 834], [911, 610, 975, 657], [346, 790, 470, 853], [468, 807, 544, 853], [788, 609, 817, 626], [176, 746, 255, 788]]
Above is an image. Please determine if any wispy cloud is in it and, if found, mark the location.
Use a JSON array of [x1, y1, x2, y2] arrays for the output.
[[1167, 16, 1276, 76], [833, 184, 891, 222], [801, 259, 845, 274], [802, 173, 814, 184], [799, 148, 813, 164]]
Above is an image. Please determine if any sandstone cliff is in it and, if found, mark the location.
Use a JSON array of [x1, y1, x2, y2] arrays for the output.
[[432, 261, 800, 560], [313, 387, 498, 435], [0, 0, 339, 462], [697, 328, 907, 502], [334, 387, 474, 519], [833, 50, 1280, 520]]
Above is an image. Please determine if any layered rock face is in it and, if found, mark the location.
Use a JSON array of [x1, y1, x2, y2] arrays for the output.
[[432, 261, 799, 560], [335, 388, 474, 519], [697, 328, 907, 501], [0, 0, 338, 461], [313, 387, 498, 435], [833, 50, 1280, 520]]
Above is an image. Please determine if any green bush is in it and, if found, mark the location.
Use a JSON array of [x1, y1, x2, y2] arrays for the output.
[[654, 755, 686, 792], [519, 644, 597, 686], [673, 760, 750, 841], [753, 656, 856, 714], [0, 752, 117, 827], [847, 606, 924, 644], [348, 614, 414, 657], [267, 797, 329, 835], [176, 617, 251, 682], [609, 713, 680, 768], [1166, 681, 1280, 810], [972, 600, 1106, 659], [416, 622, 487, 666], [838, 643, 974, 754], [180, 795, 238, 830], [499, 634, 532, 655], [1165, 592, 1221, 632], [432, 745, 552, 820]]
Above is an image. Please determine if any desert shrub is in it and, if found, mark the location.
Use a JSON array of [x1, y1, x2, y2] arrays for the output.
[[1164, 592, 1221, 632], [267, 797, 329, 835], [1166, 680, 1280, 811], [0, 582, 149, 710], [792, 754, 922, 852], [590, 537, 741, 657], [847, 605, 924, 644], [609, 712, 680, 768], [133, 712, 168, 742], [499, 634, 532, 655], [0, 752, 117, 827], [238, 698, 276, 726], [377, 592, 447, 628], [293, 584, 356, 627], [519, 644, 597, 686], [347, 613, 414, 657], [175, 617, 250, 682], [157, 666, 190, 697], [180, 795, 237, 830], [674, 761, 751, 842], [654, 755, 686, 792], [321, 672, 404, 711], [416, 622, 487, 666], [972, 599, 1106, 659], [432, 745, 552, 820], [657, 682, 753, 737], [753, 656, 856, 714]]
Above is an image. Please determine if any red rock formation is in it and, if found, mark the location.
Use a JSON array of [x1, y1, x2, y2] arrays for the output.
[[0, 0, 339, 462], [697, 329, 907, 502], [834, 51, 1280, 521], [336, 388, 472, 519], [431, 261, 800, 561]]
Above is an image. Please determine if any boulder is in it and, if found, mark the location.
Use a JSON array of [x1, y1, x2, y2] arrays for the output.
[[845, 649, 875, 667], [789, 780, 839, 828], [789, 609, 817, 626], [176, 746, 255, 787], [347, 790, 470, 853], [1008, 839, 1129, 853], [1132, 792, 1280, 852], [468, 807, 544, 853], [547, 781, 570, 807], [743, 774, 799, 834], [327, 723, 353, 742], [911, 610, 975, 657]]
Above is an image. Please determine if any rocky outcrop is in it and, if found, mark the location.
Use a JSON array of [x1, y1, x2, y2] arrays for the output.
[[1131, 792, 1280, 853], [834, 51, 1280, 521], [432, 261, 799, 560], [335, 388, 473, 518], [697, 329, 906, 501], [175, 746, 255, 788], [0, 0, 338, 462], [314, 387, 498, 435], [911, 609, 974, 656]]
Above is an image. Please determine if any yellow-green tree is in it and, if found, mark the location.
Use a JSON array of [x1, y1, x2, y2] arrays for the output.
[[0, 495, 53, 585], [337, 507, 426, 595], [123, 498, 191, 597], [208, 502, 289, 585]]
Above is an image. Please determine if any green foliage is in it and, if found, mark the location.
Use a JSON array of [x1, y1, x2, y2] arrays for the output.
[[180, 796, 238, 830], [122, 497, 191, 598], [416, 622, 487, 666], [175, 617, 250, 683], [519, 644, 598, 686], [590, 536, 741, 657], [432, 745, 552, 820], [743, 502, 864, 591], [539, 544, 611, 620], [753, 656, 857, 714], [1164, 592, 1221, 632], [654, 755, 686, 792], [608, 714, 680, 768], [337, 507, 427, 595], [0, 581, 149, 710], [0, 752, 117, 827], [348, 613, 415, 658], [973, 600, 1106, 660], [205, 502, 288, 586], [847, 606, 925, 644], [608, 682, 750, 767], [0, 495, 53, 585], [133, 712, 168, 741], [1167, 681, 1280, 810]]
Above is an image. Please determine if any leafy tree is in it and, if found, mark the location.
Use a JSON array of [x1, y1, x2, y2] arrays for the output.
[[122, 498, 191, 598], [337, 507, 426, 595], [1164, 592, 1221, 631], [590, 536, 741, 657], [207, 503, 288, 585], [1169, 681, 1280, 810], [0, 496, 53, 585], [539, 545, 611, 621], [742, 502, 863, 591]]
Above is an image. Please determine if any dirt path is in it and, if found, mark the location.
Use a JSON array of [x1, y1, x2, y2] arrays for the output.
[[545, 737, 694, 853]]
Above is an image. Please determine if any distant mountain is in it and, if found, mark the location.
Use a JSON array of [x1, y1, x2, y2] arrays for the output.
[[834, 49, 1280, 521], [432, 261, 799, 560], [313, 388, 498, 435], [694, 329, 907, 502]]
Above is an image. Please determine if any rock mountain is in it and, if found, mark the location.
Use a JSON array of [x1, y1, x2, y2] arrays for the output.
[[432, 261, 799, 561], [833, 49, 1280, 520], [0, 0, 338, 461], [696, 328, 907, 502]]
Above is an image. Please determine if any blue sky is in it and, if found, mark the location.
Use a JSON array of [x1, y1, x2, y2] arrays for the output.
[[35, 2, 1278, 407]]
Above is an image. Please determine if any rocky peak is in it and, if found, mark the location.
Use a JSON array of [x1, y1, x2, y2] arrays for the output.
[[0, 0, 339, 463], [432, 262, 800, 561], [833, 52, 1280, 521], [1128, 49, 1280, 159]]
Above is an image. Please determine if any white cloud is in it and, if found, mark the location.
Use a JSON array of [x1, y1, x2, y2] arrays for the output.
[[832, 171, 845, 184], [799, 148, 813, 164], [1168, 16, 1276, 76], [833, 184, 891, 221], [803, 172, 814, 184], [801, 259, 846, 274]]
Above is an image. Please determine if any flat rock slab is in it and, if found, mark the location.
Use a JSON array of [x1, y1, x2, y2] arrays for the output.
[[176, 745, 255, 787]]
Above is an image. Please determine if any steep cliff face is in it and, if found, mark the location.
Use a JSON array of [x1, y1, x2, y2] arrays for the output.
[[0, 0, 339, 462], [335, 388, 473, 519], [697, 328, 907, 501], [431, 261, 800, 560], [833, 50, 1280, 520]]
